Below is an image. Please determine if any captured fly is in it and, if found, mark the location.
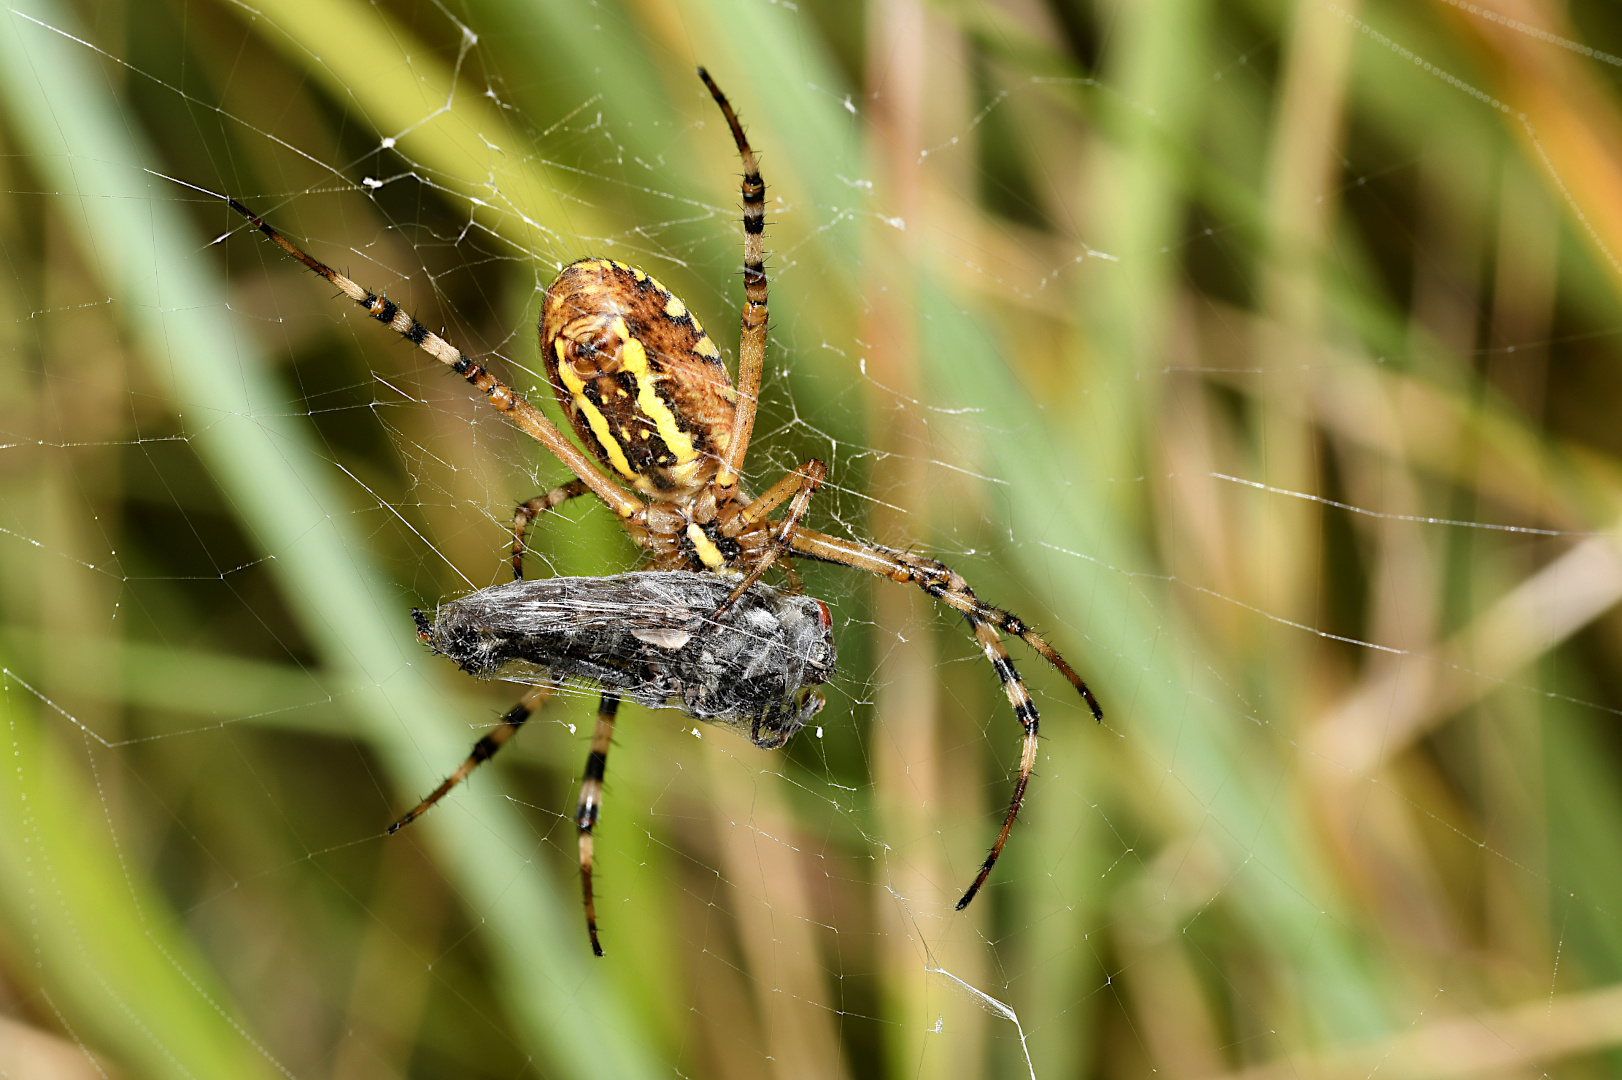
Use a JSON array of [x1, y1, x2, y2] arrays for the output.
[[413, 570, 837, 748]]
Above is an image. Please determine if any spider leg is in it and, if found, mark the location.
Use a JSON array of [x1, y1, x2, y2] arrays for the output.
[[788, 528, 1103, 720], [713, 459, 825, 618], [513, 480, 590, 580], [697, 68, 767, 494], [226, 199, 644, 520], [575, 692, 621, 957], [387, 682, 556, 833], [955, 618, 1039, 909], [785, 527, 1100, 905], [730, 459, 823, 530]]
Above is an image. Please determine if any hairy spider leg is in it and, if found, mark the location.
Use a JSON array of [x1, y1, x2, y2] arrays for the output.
[[513, 479, 591, 580], [226, 199, 644, 521], [955, 617, 1039, 909], [575, 693, 621, 957], [387, 681, 557, 833], [785, 526, 1102, 905], [697, 67, 767, 493], [790, 529, 1103, 719], [713, 459, 826, 618], [732, 460, 822, 529]]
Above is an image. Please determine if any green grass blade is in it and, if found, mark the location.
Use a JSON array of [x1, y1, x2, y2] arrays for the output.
[[0, 4, 659, 1076]]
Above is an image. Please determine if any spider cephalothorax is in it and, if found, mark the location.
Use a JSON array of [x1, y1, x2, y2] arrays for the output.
[[230, 67, 1101, 958]]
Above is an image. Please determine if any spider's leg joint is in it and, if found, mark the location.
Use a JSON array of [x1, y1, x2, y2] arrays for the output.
[[469, 734, 501, 764]]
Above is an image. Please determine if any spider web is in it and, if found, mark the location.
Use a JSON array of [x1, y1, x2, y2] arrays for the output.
[[2, 0, 1622, 1079]]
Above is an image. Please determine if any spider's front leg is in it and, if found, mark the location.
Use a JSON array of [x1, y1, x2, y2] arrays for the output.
[[712, 459, 826, 618], [512, 480, 590, 580], [955, 615, 1040, 908], [786, 526, 1102, 907], [790, 529, 1101, 718], [575, 693, 621, 957]]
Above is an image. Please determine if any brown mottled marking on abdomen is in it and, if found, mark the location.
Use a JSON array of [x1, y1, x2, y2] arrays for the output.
[[540, 260, 738, 500]]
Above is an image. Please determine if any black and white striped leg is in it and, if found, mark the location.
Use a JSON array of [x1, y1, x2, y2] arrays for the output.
[[697, 67, 768, 492], [955, 618, 1040, 910], [575, 692, 621, 957], [512, 480, 590, 580], [785, 527, 1100, 906], [388, 682, 556, 833], [226, 198, 644, 518], [789, 529, 1104, 721], [905, 556, 1102, 722]]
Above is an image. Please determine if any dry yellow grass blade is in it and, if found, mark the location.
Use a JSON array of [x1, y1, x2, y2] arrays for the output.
[[1449, 0, 1622, 299], [704, 742, 851, 1080], [0, 1017, 117, 1080], [1209, 980, 1622, 1080], [1309, 529, 1622, 776]]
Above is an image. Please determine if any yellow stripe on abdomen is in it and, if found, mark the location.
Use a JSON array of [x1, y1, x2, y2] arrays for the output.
[[554, 338, 638, 480], [615, 319, 698, 465]]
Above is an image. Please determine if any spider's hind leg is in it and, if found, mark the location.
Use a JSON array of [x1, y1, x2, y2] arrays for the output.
[[697, 67, 767, 493], [575, 693, 621, 957]]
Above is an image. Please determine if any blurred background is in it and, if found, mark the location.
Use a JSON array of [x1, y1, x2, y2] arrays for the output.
[[3, 0, 1622, 1077]]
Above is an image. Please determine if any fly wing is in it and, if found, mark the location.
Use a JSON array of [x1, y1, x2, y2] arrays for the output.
[[420, 571, 834, 740], [441, 571, 735, 637], [424, 571, 743, 680]]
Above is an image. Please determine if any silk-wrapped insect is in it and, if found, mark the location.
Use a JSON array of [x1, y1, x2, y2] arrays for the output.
[[414, 570, 835, 747], [394, 571, 835, 955]]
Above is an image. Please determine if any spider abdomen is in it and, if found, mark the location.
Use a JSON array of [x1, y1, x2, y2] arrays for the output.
[[419, 571, 835, 748], [540, 260, 738, 499]]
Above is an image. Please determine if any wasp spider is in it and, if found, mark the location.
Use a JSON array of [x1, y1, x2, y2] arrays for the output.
[[230, 68, 1101, 955]]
